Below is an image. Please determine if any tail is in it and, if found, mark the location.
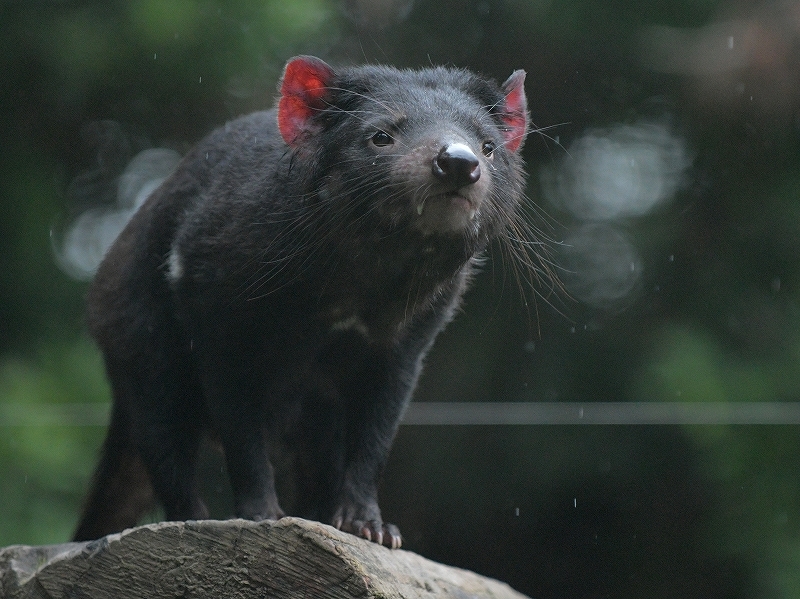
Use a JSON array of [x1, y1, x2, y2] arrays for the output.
[[72, 405, 155, 541]]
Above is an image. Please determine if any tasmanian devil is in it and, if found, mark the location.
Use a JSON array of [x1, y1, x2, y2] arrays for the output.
[[73, 55, 530, 548]]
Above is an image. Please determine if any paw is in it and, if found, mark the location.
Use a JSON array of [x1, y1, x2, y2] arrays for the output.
[[235, 496, 286, 522], [332, 505, 402, 549]]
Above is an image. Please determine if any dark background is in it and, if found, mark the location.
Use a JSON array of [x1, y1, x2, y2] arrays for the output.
[[2, 1, 800, 597]]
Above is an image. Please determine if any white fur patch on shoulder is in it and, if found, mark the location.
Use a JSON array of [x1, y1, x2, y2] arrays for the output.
[[330, 315, 370, 338], [167, 245, 183, 281]]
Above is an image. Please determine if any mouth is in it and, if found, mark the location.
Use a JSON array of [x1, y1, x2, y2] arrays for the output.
[[416, 193, 476, 218], [413, 192, 479, 235]]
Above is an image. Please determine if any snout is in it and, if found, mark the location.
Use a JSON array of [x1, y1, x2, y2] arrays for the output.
[[432, 143, 481, 188]]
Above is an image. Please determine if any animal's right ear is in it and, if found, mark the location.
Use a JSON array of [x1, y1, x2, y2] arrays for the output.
[[277, 56, 335, 147]]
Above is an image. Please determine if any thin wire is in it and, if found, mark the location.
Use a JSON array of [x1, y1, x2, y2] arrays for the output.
[[4, 402, 800, 427]]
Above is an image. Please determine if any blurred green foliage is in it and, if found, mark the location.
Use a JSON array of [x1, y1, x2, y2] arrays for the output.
[[2, 0, 800, 597], [0, 339, 107, 544]]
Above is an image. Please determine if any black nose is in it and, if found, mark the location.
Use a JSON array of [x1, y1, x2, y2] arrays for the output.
[[432, 143, 480, 187]]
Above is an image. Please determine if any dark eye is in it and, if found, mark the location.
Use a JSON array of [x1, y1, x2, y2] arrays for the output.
[[481, 140, 496, 157], [371, 130, 394, 147]]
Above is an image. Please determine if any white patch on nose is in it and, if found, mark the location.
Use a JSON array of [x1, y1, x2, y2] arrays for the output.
[[446, 142, 474, 157]]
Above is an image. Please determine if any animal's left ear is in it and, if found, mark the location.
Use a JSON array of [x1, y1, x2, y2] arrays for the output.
[[499, 70, 528, 153]]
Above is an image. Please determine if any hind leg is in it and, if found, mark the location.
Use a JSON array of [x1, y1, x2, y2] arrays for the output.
[[121, 360, 210, 523], [216, 420, 284, 521], [293, 391, 346, 522], [134, 414, 209, 523], [87, 357, 208, 532], [200, 360, 285, 522], [75, 359, 209, 541]]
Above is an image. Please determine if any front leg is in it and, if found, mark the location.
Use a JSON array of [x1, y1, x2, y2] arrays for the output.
[[327, 272, 471, 548], [329, 326, 440, 549], [331, 355, 413, 549]]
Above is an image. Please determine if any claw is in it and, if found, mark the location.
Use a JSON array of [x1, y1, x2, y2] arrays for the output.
[[331, 509, 402, 548], [384, 523, 402, 549], [360, 525, 371, 542]]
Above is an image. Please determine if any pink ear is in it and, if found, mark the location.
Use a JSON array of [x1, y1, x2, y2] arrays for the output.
[[277, 56, 335, 146], [500, 70, 528, 153]]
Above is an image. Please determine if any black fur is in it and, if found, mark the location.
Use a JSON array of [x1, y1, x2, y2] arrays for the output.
[[73, 58, 529, 548]]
